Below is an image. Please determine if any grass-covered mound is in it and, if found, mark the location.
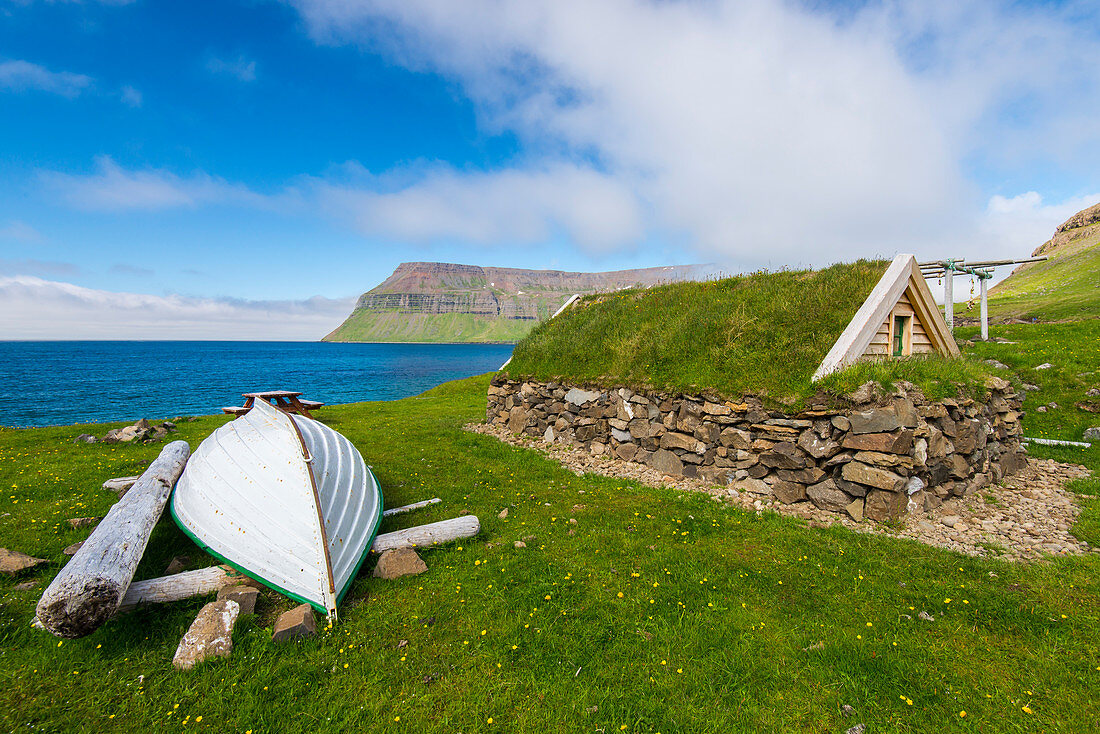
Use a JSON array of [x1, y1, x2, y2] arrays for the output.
[[505, 259, 988, 404]]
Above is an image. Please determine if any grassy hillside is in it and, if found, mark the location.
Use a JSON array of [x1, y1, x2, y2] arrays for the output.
[[3, 375, 1100, 732], [987, 206, 1100, 321], [504, 259, 989, 404], [324, 310, 533, 343]]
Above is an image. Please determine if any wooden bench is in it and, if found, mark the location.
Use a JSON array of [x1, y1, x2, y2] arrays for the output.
[[221, 406, 250, 417], [299, 399, 325, 411]]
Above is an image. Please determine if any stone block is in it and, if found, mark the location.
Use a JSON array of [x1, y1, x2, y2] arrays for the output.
[[841, 430, 913, 455], [806, 479, 851, 512], [0, 548, 48, 575], [660, 431, 705, 453], [217, 585, 260, 615], [845, 497, 864, 521], [272, 604, 317, 642], [759, 442, 807, 469], [173, 600, 239, 670], [565, 388, 601, 407], [847, 408, 900, 434], [864, 490, 906, 521], [648, 449, 684, 477], [164, 555, 190, 575], [715, 427, 750, 450], [373, 548, 428, 580], [614, 443, 638, 462], [772, 480, 807, 504], [840, 462, 903, 491], [776, 467, 825, 484], [797, 430, 841, 459]]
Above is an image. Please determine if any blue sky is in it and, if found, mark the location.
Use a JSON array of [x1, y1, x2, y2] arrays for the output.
[[1, 0, 1098, 338]]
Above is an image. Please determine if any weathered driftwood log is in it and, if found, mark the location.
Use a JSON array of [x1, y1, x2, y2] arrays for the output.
[[36, 441, 190, 638], [115, 565, 243, 615], [382, 497, 441, 518], [371, 516, 480, 554]]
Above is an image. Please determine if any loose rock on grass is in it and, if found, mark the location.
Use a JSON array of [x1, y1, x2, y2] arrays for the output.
[[0, 548, 48, 575], [172, 599, 240, 670], [272, 604, 316, 642], [373, 548, 428, 580]]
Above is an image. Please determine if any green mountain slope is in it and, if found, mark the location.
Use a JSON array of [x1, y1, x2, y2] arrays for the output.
[[988, 201, 1100, 321]]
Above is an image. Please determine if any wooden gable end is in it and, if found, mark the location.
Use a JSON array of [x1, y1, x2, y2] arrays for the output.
[[812, 254, 960, 382], [862, 288, 937, 358]]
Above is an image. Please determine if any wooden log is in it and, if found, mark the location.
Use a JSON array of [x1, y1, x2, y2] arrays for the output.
[[382, 498, 441, 518], [36, 440, 190, 638], [371, 515, 480, 554], [114, 565, 243, 614]]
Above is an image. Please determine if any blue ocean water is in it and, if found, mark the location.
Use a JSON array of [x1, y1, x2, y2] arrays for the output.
[[0, 342, 514, 428]]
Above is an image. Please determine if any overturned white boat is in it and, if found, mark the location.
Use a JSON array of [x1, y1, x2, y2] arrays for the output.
[[171, 399, 382, 618]]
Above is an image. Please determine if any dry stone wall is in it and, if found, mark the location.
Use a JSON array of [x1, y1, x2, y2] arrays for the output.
[[486, 376, 1026, 522]]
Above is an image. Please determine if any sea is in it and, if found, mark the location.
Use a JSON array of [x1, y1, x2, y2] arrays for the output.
[[0, 341, 514, 428]]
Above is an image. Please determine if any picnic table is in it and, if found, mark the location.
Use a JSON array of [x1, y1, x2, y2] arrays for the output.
[[221, 390, 325, 419]]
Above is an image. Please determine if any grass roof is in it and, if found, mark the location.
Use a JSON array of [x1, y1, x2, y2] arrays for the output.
[[503, 259, 892, 401]]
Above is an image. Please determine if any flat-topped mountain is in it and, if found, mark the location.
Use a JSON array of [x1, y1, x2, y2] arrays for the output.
[[323, 262, 712, 342]]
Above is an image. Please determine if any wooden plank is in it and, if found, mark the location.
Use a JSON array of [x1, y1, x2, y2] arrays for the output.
[[382, 498, 442, 518], [114, 565, 241, 614], [372, 516, 480, 554], [36, 441, 191, 638]]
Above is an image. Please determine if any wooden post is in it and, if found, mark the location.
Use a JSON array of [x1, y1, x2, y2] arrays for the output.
[[979, 277, 988, 341], [36, 441, 190, 638], [372, 516, 480, 554], [944, 268, 954, 332]]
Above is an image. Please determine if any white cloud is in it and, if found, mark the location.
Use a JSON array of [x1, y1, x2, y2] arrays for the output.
[[0, 59, 93, 97], [0, 220, 44, 243], [206, 55, 258, 82], [120, 85, 142, 107], [979, 191, 1100, 255], [0, 276, 356, 340], [312, 163, 644, 251], [42, 156, 270, 211], [282, 0, 1100, 268]]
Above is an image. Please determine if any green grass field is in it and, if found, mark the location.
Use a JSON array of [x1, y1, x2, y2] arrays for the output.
[[2, 371, 1099, 733], [322, 309, 534, 343]]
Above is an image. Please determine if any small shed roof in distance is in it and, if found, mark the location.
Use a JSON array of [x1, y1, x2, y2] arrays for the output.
[[812, 254, 959, 382]]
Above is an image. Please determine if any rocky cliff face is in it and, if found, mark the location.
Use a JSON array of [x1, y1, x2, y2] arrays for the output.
[[324, 262, 712, 342]]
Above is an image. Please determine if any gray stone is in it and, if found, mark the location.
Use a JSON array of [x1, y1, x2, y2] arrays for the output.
[[834, 476, 868, 497], [776, 467, 826, 484], [848, 409, 900, 435], [543, 426, 556, 443], [66, 516, 100, 529], [649, 449, 684, 477], [13, 581, 37, 591], [373, 548, 428, 579], [272, 603, 317, 642], [1084, 427, 1100, 441], [74, 434, 96, 444], [796, 430, 840, 460], [759, 442, 807, 469], [848, 382, 878, 404], [772, 480, 807, 504], [62, 541, 84, 556], [864, 490, 906, 521], [806, 480, 851, 512], [565, 388, 602, 406], [172, 599, 239, 669], [660, 431, 705, 454], [831, 415, 851, 432], [719, 428, 753, 450], [507, 406, 529, 434], [841, 430, 913, 454], [702, 402, 732, 416], [947, 454, 971, 480], [217, 585, 260, 615], [0, 548, 48, 575], [1034, 363, 1052, 370], [614, 443, 638, 462], [845, 498, 864, 521], [514, 540, 526, 548], [841, 462, 903, 491], [891, 398, 919, 428], [851, 451, 913, 470], [737, 478, 771, 495]]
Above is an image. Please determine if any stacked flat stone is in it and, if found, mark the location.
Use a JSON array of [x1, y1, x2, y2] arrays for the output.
[[486, 376, 1025, 522]]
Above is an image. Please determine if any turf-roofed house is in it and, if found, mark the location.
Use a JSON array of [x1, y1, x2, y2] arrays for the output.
[[487, 254, 1025, 523]]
